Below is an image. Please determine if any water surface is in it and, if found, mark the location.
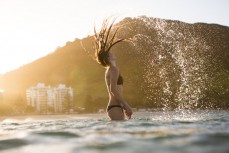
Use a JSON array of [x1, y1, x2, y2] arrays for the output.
[[0, 110, 229, 153]]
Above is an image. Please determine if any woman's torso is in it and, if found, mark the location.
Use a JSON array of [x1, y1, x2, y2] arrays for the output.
[[105, 67, 123, 106]]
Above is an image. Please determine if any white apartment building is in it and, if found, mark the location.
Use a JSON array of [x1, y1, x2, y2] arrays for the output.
[[54, 84, 74, 112], [26, 83, 73, 113]]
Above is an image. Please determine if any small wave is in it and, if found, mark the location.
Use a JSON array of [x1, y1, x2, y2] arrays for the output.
[[192, 133, 229, 146], [34, 131, 81, 138], [0, 138, 27, 150], [0, 118, 36, 125]]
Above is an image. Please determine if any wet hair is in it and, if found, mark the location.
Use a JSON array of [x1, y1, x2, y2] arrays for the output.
[[93, 18, 124, 67]]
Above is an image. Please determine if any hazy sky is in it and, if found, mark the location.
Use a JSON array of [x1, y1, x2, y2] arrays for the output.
[[0, 0, 228, 74]]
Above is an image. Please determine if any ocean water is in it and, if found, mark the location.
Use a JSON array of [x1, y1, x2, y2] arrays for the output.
[[0, 110, 229, 153]]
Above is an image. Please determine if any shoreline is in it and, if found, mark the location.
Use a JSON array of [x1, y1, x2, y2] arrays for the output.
[[0, 111, 153, 122], [1, 109, 226, 122], [0, 113, 107, 121]]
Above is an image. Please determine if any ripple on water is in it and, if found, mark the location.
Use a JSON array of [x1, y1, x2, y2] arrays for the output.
[[0, 138, 27, 150], [34, 131, 81, 138]]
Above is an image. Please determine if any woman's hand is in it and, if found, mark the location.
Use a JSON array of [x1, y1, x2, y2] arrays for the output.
[[125, 108, 133, 120], [123, 102, 133, 120]]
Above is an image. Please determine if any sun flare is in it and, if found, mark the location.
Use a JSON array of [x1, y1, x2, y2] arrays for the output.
[[0, 0, 228, 74]]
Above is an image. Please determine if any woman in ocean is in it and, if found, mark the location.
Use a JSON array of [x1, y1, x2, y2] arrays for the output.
[[93, 18, 133, 120]]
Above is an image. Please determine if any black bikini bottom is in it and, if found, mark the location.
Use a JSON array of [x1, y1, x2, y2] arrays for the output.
[[107, 105, 123, 112]]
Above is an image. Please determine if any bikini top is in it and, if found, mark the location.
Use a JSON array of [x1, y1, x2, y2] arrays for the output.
[[117, 74, 123, 85]]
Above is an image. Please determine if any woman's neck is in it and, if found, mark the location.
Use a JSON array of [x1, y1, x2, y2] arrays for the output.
[[109, 61, 117, 67]]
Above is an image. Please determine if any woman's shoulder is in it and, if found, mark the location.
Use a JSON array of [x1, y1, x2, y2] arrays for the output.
[[108, 66, 119, 74]]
